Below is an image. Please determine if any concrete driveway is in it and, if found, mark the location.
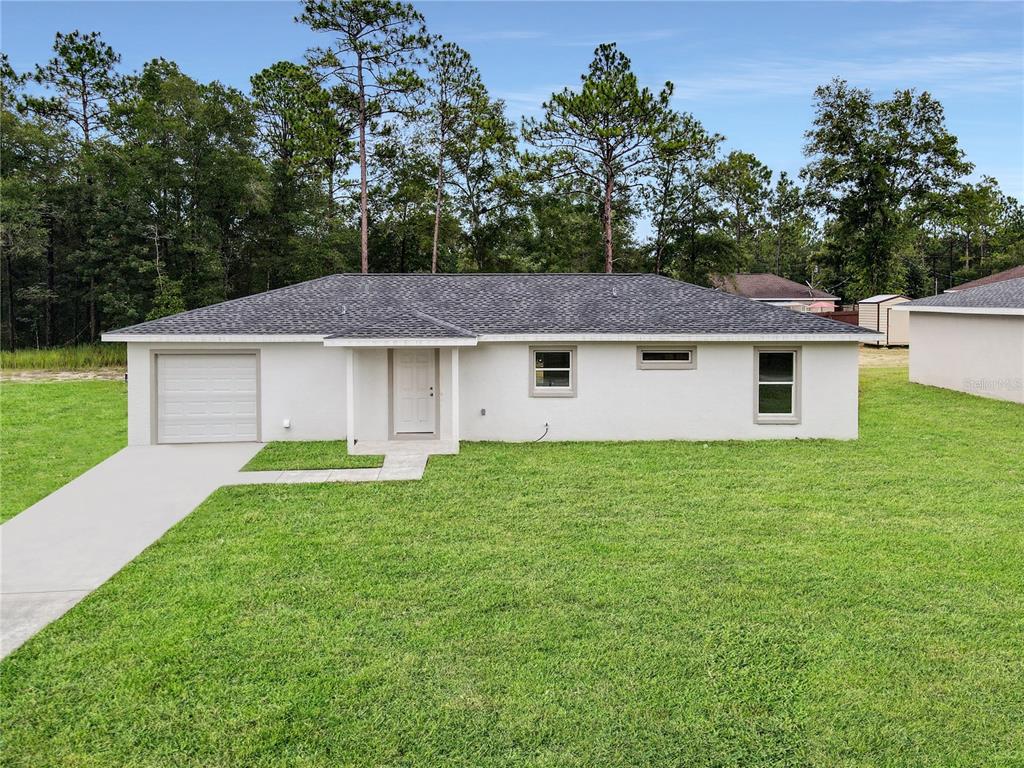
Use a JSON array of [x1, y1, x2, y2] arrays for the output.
[[0, 443, 261, 658]]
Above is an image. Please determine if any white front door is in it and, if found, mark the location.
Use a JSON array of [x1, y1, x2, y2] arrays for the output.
[[393, 349, 436, 434]]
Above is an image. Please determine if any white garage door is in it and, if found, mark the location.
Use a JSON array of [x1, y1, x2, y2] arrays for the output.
[[156, 354, 258, 443]]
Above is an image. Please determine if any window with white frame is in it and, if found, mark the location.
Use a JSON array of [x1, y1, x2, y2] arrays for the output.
[[755, 348, 800, 424], [530, 346, 576, 397], [636, 346, 696, 370]]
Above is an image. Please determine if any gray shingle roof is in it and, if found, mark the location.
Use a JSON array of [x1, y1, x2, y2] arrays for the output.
[[903, 278, 1024, 309], [950, 264, 1024, 291], [106, 273, 876, 338]]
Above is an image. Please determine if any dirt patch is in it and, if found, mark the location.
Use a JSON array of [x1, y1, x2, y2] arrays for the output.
[[1, 369, 126, 382], [859, 346, 909, 368]]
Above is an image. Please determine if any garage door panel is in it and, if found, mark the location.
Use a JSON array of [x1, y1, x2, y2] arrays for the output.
[[157, 354, 258, 443]]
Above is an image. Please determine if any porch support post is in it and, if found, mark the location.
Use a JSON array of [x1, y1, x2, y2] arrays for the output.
[[450, 347, 460, 446], [344, 347, 355, 452]]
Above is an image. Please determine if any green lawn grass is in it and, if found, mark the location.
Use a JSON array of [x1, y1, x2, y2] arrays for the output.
[[243, 440, 383, 471], [0, 343, 126, 370], [0, 381, 127, 522], [2, 368, 1022, 766]]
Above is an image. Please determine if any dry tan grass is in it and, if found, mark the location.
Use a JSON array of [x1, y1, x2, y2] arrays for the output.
[[859, 345, 909, 368]]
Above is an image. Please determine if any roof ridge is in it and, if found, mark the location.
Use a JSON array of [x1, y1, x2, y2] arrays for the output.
[[952, 264, 1024, 290], [327, 271, 659, 277], [907, 276, 1024, 309]]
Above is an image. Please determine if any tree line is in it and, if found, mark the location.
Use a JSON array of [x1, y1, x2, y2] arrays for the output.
[[2, 0, 1021, 348]]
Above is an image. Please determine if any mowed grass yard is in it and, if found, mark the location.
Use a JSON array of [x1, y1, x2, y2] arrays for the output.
[[2, 368, 1023, 766], [0, 380, 126, 522]]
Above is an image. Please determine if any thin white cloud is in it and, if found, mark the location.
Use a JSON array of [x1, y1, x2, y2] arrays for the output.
[[552, 29, 681, 48], [856, 23, 979, 50], [494, 86, 568, 118], [671, 50, 1023, 101]]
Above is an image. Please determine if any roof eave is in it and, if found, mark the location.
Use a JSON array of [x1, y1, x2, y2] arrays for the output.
[[322, 336, 479, 347], [101, 333, 329, 343], [893, 305, 1024, 316], [752, 296, 838, 302], [475, 332, 877, 343], [103, 331, 879, 344]]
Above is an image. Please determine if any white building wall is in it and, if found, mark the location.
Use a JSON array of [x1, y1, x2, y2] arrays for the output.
[[126, 340, 861, 444], [908, 312, 1024, 403], [458, 341, 860, 441], [352, 348, 388, 441], [126, 342, 347, 445]]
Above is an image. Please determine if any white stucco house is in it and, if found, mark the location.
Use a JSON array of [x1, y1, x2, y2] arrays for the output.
[[102, 273, 877, 450], [894, 278, 1024, 404]]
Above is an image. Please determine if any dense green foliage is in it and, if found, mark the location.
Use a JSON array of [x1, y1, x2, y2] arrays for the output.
[[2, 10, 1021, 349], [2, 368, 1022, 765], [0, 380, 126, 521], [243, 440, 383, 470]]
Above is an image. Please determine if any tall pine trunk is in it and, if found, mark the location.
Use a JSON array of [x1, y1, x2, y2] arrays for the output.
[[89, 276, 97, 342], [775, 221, 783, 275], [431, 150, 444, 274], [45, 217, 55, 347], [603, 169, 614, 273], [4, 251, 16, 348], [357, 54, 369, 274]]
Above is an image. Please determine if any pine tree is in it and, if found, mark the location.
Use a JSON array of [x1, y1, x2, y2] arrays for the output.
[[524, 43, 672, 273], [298, 0, 432, 273]]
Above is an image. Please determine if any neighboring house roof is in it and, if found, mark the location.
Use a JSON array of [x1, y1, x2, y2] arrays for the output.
[[859, 294, 909, 304], [105, 273, 876, 340], [948, 264, 1024, 292], [899, 278, 1024, 312], [710, 273, 838, 301]]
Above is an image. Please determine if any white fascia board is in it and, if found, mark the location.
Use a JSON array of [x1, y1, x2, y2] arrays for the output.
[[891, 305, 1024, 316], [754, 297, 836, 302], [101, 333, 327, 343], [322, 336, 478, 347], [475, 333, 878, 343]]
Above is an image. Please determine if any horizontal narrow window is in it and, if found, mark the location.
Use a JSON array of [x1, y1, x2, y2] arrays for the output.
[[755, 349, 800, 424], [531, 347, 577, 397], [637, 346, 696, 370], [645, 350, 690, 363]]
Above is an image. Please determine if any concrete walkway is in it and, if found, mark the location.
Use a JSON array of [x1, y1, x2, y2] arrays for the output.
[[0, 443, 261, 658], [1, 440, 446, 658], [227, 441, 449, 485]]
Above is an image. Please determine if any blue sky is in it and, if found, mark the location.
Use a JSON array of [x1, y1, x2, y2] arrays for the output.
[[3, 1, 1022, 199]]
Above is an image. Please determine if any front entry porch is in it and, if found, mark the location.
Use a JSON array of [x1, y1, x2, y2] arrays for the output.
[[349, 438, 459, 457], [333, 342, 467, 454]]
